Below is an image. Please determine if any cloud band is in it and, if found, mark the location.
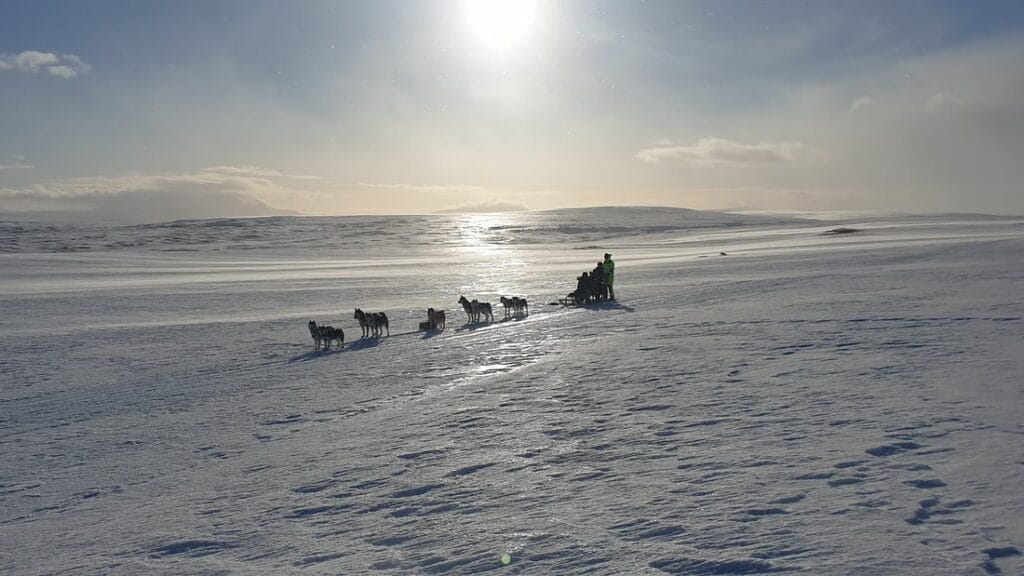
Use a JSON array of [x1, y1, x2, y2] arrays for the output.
[[0, 51, 91, 78]]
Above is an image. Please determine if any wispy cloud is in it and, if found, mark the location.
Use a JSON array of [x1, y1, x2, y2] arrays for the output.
[[0, 166, 318, 223], [636, 137, 817, 166], [0, 166, 325, 202], [355, 182, 489, 194], [0, 156, 33, 171], [847, 96, 878, 114], [203, 165, 323, 181], [925, 92, 963, 113], [0, 51, 91, 78]]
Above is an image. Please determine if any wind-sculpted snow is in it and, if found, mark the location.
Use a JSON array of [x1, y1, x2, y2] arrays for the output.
[[0, 207, 803, 254], [1, 211, 1022, 575]]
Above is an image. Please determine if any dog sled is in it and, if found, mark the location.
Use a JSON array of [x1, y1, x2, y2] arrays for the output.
[[554, 293, 621, 308], [556, 254, 614, 307], [555, 292, 584, 307]]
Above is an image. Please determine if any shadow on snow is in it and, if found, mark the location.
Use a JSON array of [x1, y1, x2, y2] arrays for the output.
[[548, 300, 636, 313], [288, 348, 344, 363]]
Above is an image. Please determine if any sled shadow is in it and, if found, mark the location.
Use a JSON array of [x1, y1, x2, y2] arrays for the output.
[[581, 301, 636, 312], [593, 297, 630, 311]]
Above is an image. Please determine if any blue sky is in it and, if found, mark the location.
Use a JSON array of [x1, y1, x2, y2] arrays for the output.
[[2, 0, 1023, 221]]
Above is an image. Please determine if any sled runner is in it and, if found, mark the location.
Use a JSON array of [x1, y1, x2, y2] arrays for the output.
[[556, 292, 584, 306]]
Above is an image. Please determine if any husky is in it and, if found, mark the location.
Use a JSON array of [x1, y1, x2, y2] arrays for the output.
[[309, 320, 324, 349], [354, 308, 388, 338], [514, 296, 528, 316], [308, 320, 344, 350], [471, 299, 493, 323], [371, 312, 389, 337], [427, 307, 446, 331], [499, 296, 515, 319], [354, 308, 371, 338], [500, 296, 529, 318], [458, 296, 474, 322], [458, 295, 493, 323], [319, 325, 344, 349]]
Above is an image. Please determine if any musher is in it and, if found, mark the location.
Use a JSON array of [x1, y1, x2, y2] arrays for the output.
[[602, 253, 615, 301]]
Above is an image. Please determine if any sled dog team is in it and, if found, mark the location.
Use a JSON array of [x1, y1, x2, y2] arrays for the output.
[[309, 254, 611, 349], [308, 296, 526, 350]]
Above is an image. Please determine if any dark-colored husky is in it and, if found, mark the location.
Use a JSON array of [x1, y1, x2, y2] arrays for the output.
[[372, 312, 389, 337], [320, 325, 344, 349], [475, 300, 493, 322], [309, 320, 323, 348], [458, 296, 474, 322], [353, 308, 370, 338], [459, 295, 493, 323], [499, 296, 515, 319], [354, 308, 389, 338], [499, 296, 529, 318], [427, 307, 446, 331], [514, 297, 528, 316], [308, 320, 344, 350]]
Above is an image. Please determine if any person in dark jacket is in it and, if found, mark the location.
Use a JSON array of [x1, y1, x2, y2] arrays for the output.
[[574, 272, 588, 304]]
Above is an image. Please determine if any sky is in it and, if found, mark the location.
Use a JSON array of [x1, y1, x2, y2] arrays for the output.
[[2, 0, 1024, 222]]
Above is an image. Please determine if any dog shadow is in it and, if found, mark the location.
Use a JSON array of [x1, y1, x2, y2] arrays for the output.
[[420, 329, 444, 339], [347, 338, 381, 350], [288, 348, 344, 363], [494, 315, 526, 323], [455, 321, 490, 332]]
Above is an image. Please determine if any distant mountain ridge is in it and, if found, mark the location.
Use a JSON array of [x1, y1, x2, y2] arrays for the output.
[[531, 205, 811, 227]]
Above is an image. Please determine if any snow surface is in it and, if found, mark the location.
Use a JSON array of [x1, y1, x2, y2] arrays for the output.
[[1, 208, 1022, 575]]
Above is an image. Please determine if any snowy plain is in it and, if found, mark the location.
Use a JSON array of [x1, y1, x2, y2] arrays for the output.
[[1, 207, 1022, 575]]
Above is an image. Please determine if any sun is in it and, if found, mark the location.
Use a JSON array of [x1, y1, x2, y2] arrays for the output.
[[464, 0, 540, 52]]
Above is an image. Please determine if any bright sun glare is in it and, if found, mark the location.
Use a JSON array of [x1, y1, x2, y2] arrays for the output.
[[464, 0, 540, 52]]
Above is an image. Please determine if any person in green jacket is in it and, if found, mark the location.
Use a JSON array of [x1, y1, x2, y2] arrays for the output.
[[602, 253, 615, 301]]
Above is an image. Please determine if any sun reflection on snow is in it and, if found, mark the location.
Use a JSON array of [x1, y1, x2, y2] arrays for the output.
[[449, 213, 530, 293], [453, 213, 515, 255]]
